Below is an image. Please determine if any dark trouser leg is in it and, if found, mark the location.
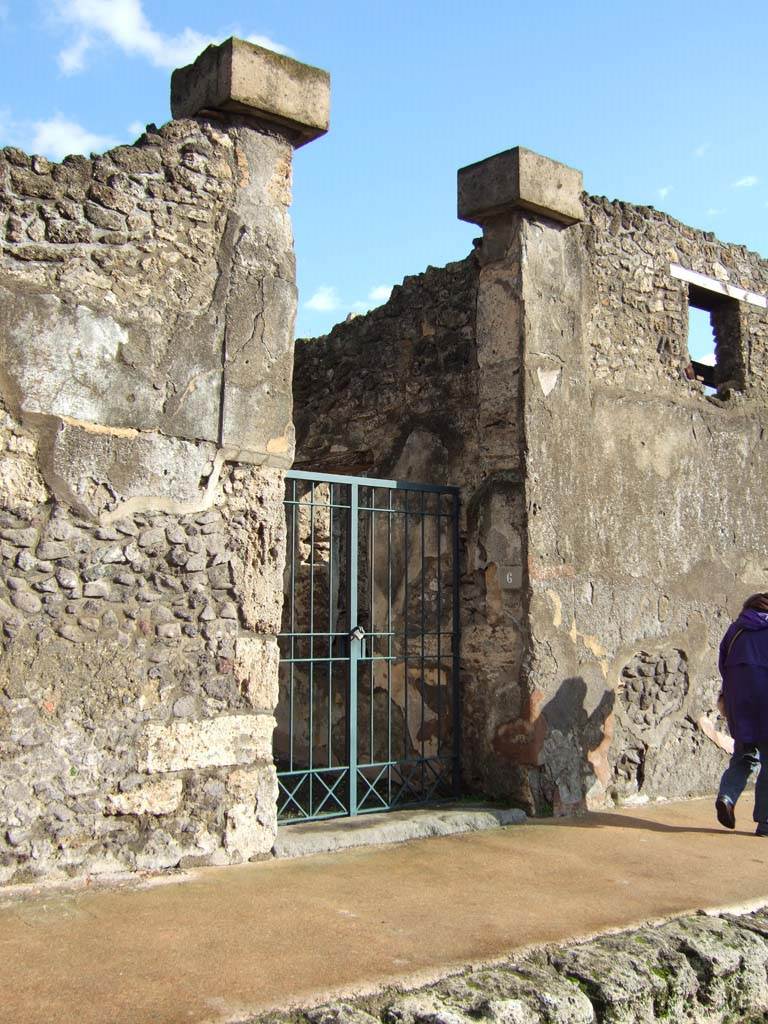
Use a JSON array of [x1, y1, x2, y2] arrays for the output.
[[754, 744, 768, 824], [718, 742, 759, 807]]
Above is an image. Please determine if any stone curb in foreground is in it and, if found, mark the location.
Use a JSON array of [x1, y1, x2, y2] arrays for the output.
[[250, 907, 768, 1024]]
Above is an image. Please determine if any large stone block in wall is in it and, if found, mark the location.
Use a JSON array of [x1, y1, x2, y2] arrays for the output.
[[47, 421, 219, 521], [235, 636, 280, 710], [140, 714, 275, 773], [224, 765, 278, 860]]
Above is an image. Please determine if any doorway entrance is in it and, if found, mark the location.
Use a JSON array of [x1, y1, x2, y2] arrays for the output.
[[276, 471, 460, 822]]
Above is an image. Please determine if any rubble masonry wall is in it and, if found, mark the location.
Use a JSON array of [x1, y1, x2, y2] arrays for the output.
[[0, 116, 295, 883]]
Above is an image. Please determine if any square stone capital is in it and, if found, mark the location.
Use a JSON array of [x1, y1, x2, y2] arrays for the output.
[[458, 147, 583, 226], [171, 37, 330, 147]]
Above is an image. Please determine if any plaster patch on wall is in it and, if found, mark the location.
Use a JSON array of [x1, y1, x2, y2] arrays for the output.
[[4, 297, 142, 425], [537, 366, 561, 397], [545, 588, 562, 627], [59, 416, 140, 439], [698, 712, 735, 755], [568, 616, 609, 677]]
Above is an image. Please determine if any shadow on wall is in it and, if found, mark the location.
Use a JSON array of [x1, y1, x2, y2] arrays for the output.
[[536, 677, 616, 816]]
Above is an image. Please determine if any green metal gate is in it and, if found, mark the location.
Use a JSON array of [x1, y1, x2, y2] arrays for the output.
[[276, 470, 460, 822]]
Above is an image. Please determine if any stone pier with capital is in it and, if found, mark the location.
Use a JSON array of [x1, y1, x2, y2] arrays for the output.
[[0, 38, 329, 883]]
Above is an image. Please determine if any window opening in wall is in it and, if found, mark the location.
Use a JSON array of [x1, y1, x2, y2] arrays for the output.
[[687, 305, 716, 393], [687, 283, 743, 394]]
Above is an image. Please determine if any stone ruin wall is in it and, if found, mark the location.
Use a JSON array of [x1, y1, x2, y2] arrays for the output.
[[0, 92, 302, 883], [295, 167, 768, 817], [3, 35, 766, 886], [522, 193, 768, 815]]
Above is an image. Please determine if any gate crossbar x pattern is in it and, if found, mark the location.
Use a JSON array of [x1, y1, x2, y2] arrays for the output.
[[276, 470, 460, 822]]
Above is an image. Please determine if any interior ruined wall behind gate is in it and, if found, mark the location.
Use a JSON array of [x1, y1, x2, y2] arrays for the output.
[[521, 195, 768, 814], [0, 117, 295, 883], [293, 257, 533, 805]]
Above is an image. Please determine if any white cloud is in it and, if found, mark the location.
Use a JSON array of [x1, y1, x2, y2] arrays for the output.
[[59, 33, 92, 74], [128, 120, 145, 136], [30, 115, 117, 160], [698, 352, 716, 366], [368, 284, 392, 303], [706, 207, 722, 216], [246, 34, 291, 56], [693, 143, 710, 158], [733, 175, 759, 188], [54, 0, 290, 75], [305, 286, 340, 312], [657, 186, 671, 200]]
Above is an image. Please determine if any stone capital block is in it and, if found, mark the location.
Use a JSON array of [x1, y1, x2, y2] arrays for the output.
[[171, 37, 330, 147], [458, 146, 583, 226]]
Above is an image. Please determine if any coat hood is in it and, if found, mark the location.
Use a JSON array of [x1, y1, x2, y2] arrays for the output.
[[735, 609, 768, 631]]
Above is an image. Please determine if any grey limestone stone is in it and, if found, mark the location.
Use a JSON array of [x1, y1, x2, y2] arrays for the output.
[[170, 37, 330, 146], [458, 146, 584, 226], [250, 911, 768, 1024]]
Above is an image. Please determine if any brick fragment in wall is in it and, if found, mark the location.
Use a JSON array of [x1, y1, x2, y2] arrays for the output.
[[140, 714, 276, 773]]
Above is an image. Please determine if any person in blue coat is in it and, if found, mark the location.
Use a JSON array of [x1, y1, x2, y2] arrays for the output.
[[716, 592, 768, 834]]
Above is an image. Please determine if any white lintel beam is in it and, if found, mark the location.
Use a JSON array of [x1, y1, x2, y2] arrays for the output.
[[670, 263, 767, 309]]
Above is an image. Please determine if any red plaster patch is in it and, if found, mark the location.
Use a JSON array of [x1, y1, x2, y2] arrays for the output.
[[492, 689, 548, 766], [587, 710, 615, 786]]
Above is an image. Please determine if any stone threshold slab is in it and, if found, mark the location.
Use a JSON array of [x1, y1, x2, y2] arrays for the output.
[[272, 804, 527, 858]]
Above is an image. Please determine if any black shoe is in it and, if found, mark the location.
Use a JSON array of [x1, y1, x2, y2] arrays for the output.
[[716, 797, 736, 830], [755, 824, 768, 837]]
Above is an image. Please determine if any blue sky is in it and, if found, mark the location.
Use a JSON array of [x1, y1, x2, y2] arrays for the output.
[[1, 1, 765, 356]]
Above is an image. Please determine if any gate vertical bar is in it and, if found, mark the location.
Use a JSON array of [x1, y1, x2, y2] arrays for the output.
[[451, 491, 461, 797], [348, 482, 359, 815]]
